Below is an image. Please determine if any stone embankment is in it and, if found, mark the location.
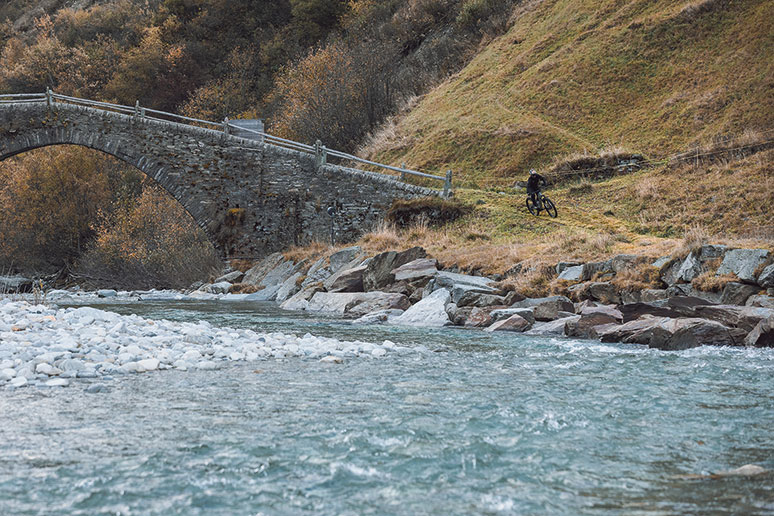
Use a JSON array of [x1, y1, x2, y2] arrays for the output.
[[199, 243, 774, 350]]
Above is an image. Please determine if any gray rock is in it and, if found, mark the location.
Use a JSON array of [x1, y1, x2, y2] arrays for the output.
[[456, 291, 508, 308], [599, 316, 742, 349], [362, 247, 427, 291], [323, 256, 366, 291], [524, 315, 580, 336], [485, 314, 531, 332], [329, 246, 362, 273], [720, 282, 761, 306], [432, 271, 496, 291], [307, 291, 409, 315], [259, 259, 300, 289], [280, 284, 324, 311], [558, 265, 584, 281], [566, 307, 623, 339], [651, 256, 672, 269], [392, 258, 438, 282], [745, 295, 774, 309], [301, 258, 330, 288], [717, 248, 770, 283], [620, 289, 642, 304], [326, 265, 367, 293], [676, 252, 702, 283], [200, 281, 231, 294], [592, 282, 622, 304], [489, 307, 536, 325], [658, 257, 683, 286], [556, 262, 581, 275], [693, 305, 774, 332], [512, 295, 574, 312], [352, 309, 405, 325], [641, 289, 669, 303], [215, 270, 244, 284], [97, 289, 117, 298], [275, 272, 303, 303], [459, 307, 496, 328], [345, 293, 411, 317], [666, 284, 723, 305], [757, 264, 774, 288], [744, 316, 774, 347], [392, 288, 452, 327], [243, 253, 285, 285], [244, 283, 283, 301]]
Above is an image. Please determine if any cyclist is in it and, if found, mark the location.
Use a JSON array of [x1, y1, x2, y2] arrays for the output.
[[526, 169, 547, 208]]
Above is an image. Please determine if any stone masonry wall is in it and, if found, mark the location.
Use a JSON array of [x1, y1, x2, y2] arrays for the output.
[[0, 102, 437, 258]]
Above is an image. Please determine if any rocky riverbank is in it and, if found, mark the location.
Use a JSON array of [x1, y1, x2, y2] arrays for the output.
[[193, 244, 774, 350], [0, 295, 417, 390]]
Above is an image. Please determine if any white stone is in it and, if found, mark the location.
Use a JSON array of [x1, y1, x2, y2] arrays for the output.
[[392, 288, 452, 327], [45, 378, 70, 387], [0, 368, 16, 381], [10, 376, 27, 387], [136, 358, 160, 372]]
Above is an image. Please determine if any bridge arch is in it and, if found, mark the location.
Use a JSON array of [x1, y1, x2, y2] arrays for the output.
[[0, 100, 438, 258]]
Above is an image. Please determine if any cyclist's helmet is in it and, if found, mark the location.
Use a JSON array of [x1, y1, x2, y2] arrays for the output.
[[529, 169, 536, 175]]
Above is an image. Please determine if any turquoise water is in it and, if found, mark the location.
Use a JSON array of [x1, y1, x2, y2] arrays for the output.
[[1, 300, 773, 515]]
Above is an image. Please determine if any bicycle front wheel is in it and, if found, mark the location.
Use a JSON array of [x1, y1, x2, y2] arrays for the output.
[[543, 197, 558, 218], [526, 196, 539, 216]]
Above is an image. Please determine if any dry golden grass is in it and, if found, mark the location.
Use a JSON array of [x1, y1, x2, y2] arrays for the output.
[[228, 283, 259, 294], [611, 264, 662, 291], [692, 272, 737, 293], [282, 241, 337, 264], [228, 259, 254, 273]]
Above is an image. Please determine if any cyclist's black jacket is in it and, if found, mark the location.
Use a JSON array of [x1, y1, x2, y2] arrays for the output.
[[527, 173, 547, 194]]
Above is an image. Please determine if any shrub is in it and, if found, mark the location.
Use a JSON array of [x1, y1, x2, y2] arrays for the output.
[[386, 197, 471, 228]]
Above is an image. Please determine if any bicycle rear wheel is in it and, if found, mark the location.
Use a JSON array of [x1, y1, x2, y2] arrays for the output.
[[526, 196, 539, 216], [543, 197, 558, 218]]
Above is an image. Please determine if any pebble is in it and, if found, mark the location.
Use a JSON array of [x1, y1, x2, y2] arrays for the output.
[[0, 298, 409, 390]]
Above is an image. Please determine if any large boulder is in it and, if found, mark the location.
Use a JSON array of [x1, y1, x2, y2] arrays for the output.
[[746, 295, 774, 309], [352, 309, 405, 325], [558, 265, 584, 281], [392, 288, 452, 327], [244, 283, 283, 301], [757, 264, 774, 288], [489, 307, 536, 325], [329, 246, 363, 273], [456, 291, 509, 308], [275, 272, 303, 303], [392, 258, 438, 282], [512, 296, 575, 320], [641, 289, 669, 303], [214, 270, 244, 284], [280, 284, 324, 311], [326, 265, 366, 293], [243, 253, 285, 285], [619, 303, 684, 323], [717, 248, 770, 283], [199, 281, 231, 294], [565, 305, 623, 338], [485, 314, 531, 332], [362, 247, 427, 291], [301, 257, 331, 288], [307, 291, 409, 315], [598, 316, 742, 349], [345, 293, 411, 316], [693, 305, 774, 332], [744, 316, 774, 347], [720, 282, 761, 306], [525, 315, 580, 336], [666, 284, 723, 305]]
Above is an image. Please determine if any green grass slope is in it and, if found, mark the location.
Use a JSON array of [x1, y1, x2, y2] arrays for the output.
[[363, 0, 774, 188]]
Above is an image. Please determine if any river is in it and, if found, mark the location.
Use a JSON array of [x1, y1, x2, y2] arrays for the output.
[[1, 299, 773, 515]]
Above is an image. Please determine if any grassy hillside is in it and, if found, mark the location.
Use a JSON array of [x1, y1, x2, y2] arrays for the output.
[[362, 0, 774, 188]]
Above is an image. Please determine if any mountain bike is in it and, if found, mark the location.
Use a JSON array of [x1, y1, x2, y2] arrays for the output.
[[526, 192, 558, 218]]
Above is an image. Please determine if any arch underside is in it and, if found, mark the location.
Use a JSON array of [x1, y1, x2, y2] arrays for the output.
[[0, 138, 220, 254]]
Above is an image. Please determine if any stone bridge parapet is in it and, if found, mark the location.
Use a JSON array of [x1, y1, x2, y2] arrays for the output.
[[0, 101, 437, 258]]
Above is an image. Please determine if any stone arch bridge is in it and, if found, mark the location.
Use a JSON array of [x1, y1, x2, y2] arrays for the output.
[[0, 97, 440, 258]]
